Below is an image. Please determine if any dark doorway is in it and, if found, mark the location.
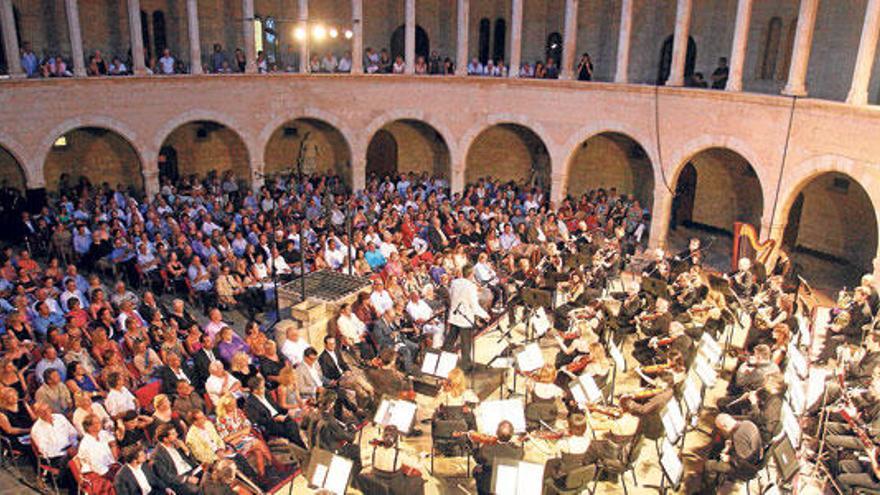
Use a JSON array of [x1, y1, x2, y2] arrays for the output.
[[158, 146, 179, 183], [141, 10, 152, 60], [657, 35, 696, 85], [671, 162, 697, 228], [546, 32, 562, 66], [493, 19, 507, 63], [152, 11, 167, 55], [781, 192, 804, 249], [478, 18, 491, 65], [366, 130, 398, 180], [390, 25, 430, 62]]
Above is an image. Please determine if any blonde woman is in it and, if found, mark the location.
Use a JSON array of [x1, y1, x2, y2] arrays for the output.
[[277, 366, 309, 420], [433, 368, 478, 430], [148, 394, 186, 441], [214, 394, 273, 476]]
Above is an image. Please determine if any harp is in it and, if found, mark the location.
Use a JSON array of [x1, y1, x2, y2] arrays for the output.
[[731, 222, 775, 273]]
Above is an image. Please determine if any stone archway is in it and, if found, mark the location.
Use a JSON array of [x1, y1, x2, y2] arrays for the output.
[[565, 132, 655, 208], [158, 120, 250, 184], [365, 119, 451, 182], [264, 118, 352, 186], [43, 127, 145, 195], [465, 123, 551, 189], [0, 144, 26, 191]]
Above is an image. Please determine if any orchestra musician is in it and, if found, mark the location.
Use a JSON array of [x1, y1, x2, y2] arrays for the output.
[[524, 365, 565, 430], [717, 344, 779, 412], [699, 414, 763, 491], [619, 372, 676, 441], [578, 401, 640, 475], [543, 414, 591, 489], [472, 420, 524, 495], [632, 319, 691, 367], [432, 368, 478, 430], [311, 390, 363, 476], [674, 237, 704, 273], [730, 258, 757, 300], [634, 298, 673, 338], [739, 372, 785, 443], [473, 252, 506, 312], [553, 307, 602, 370], [366, 425, 426, 495], [614, 288, 645, 337]]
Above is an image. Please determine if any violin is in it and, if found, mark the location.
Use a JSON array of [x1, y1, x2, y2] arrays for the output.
[[453, 431, 499, 444], [587, 403, 623, 419], [640, 362, 673, 375], [652, 336, 675, 347], [621, 387, 665, 401], [565, 355, 592, 374]]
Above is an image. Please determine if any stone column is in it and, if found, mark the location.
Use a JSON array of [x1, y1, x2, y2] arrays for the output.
[[560, 0, 579, 80], [648, 188, 674, 250], [614, 0, 634, 83], [847, 0, 880, 105], [455, 0, 469, 76], [298, 0, 309, 73], [351, 0, 363, 73], [666, 0, 693, 86], [451, 169, 465, 195], [127, 0, 147, 75], [64, 0, 87, 77], [186, 0, 203, 74], [725, 0, 753, 91], [0, 0, 23, 77], [405, 0, 416, 74], [508, 0, 524, 78], [782, 0, 820, 96], [242, 0, 257, 73]]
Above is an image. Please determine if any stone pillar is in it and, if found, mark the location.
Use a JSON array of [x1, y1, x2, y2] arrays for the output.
[[351, 153, 366, 192], [0, 0, 23, 77], [614, 0, 634, 83], [782, 0, 820, 96], [451, 169, 465, 195], [143, 171, 160, 199], [560, 0, 579, 80], [405, 0, 416, 74], [550, 175, 567, 204], [666, 0, 693, 86], [186, 0, 203, 74], [127, 0, 147, 75], [847, 0, 880, 105], [298, 0, 309, 73], [455, 0, 469, 76], [725, 0, 753, 91], [508, 0, 524, 78], [64, 0, 87, 77], [242, 0, 257, 73], [648, 189, 674, 250], [351, 0, 363, 73]]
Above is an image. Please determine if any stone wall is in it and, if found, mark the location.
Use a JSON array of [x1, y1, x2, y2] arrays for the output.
[[566, 133, 653, 206], [43, 128, 143, 192], [384, 121, 450, 178], [465, 125, 534, 185], [161, 122, 250, 179], [264, 119, 351, 181]]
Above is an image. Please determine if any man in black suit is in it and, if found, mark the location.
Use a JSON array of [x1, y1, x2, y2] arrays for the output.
[[244, 376, 306, 448], [151, 424, 201, 495], [426, 217, 449, 252], [157, 353, 194, 396], [318, 335, 374, 406], [114, 444, 168, 495], [473, 420, 524, 495], [372, 308, 418, 373], [191, 333, 218, 392]]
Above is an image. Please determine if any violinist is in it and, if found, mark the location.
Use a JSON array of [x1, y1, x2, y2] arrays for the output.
[[615, 288, 644, 336], [544, 414, 591, 489], [674, 237, 703, 273], [553, 309, 600, 369], [553, 273, 587, 326], [556, 342, 610, 390], [633, 319, 691, 367], [828, 373, 880, 492], [634, 298, 672, 338], [367, 425, 426, 495], [365, 348, 415, 402], [473, 420, 523, 495], [579, 400, 640, 474], [433, 368, 478, 430], [620, 372, 675, 441], [638, 349, 687, 387], [525, 365, 565, 429], [742, 372, 785, 443]]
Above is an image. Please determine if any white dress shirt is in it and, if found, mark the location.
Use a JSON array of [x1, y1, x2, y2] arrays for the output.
[[205, 373, 241, 403], [130, 464, 152, 494], [31, 414, 78, 458], [406, 299, 433, 323], [447, 277, 490, 328], [105, 387, 138, 417], [370, 290, 394, 316], [78, 430, 116, 475], [281, 338, 309, 367], [165, 445, 192, 475], [337, 313, 366, 343]]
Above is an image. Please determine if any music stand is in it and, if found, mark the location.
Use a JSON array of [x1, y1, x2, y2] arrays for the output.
[[780, 401, 801, 447], [569, 373, 603, 409], [660, 400, 686, 446], [475, 399, 527, 434], [508, 343, 544, 397], [607, 339, 626, 404], [373, 396, 418, 434], [693, 356, 717, 388], [786, 343, 808, 380], [490, 459, 545, 495], [305, 448, 354, 495], [522, 288, 554, 342], [420, 350, 459, 378], [698, 332, 722, 367], [658, 439, 684, 494]]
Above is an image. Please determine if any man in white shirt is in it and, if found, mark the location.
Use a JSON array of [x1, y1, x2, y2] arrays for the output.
[[280, 326, 309, 367], [467, 57, 483, 75], [337, 51, 353, 72], [204, 308, 228, 338], [105, 372, 139, 418], [474, 252, 505, 310], [204, 361, 242, 404], [406, 292, 444, 348], [446, 265, 490, 370], [114, 444, 164, 495], [378, 232, 398, 259], [158, 49, 176, 74], [31, 402, 79, 486], [295, 348, 325, 398], [370, 282, 394, 316], [77, 414, 118, 480], [324, 238, 347, 270], [336, 303, 367, 349]]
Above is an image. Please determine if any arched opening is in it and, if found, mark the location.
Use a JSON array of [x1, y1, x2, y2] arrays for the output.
[[365, 120, 451, 182], [152, 11, 167, 55], [478, 18, 491, 65], [0, 146, 25, 192], [466, 124, 550, 189], [566, 133, 654, 208], [390, 25, 430, 62], [0, 145, 26, 239], [493, 19, 507, 63], [669, 148, 763, 267], [782, 173, 878, 290], [657, 35, 696, 85], [546, 32, 562, 66], [140, 10, 151, 61], [158, 121, 250, 185], [44, 127, 144, 195], [760, 17, 782, 80], [264, 118, 352, 186]]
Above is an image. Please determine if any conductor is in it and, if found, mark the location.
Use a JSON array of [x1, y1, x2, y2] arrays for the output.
[[445, 264, 490, 371]]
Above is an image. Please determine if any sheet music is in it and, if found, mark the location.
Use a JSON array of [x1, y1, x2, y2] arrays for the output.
[[420, 352, 439, 375], [608, 340, 626, 371], [570, 381, 588, 407], [516, 462, 545, 494], [683, 377, 701, 414], [373, 400, 390, 425], [579, 374, 602, 403], [781, 402, 801, 446], [476, 399, 526, 434], [324, 455, 352, 495], [787, 344, 807, 378], [785, 373, 805, 415], [494, 463, 518, 494], [661, 401, 685, 444], [694, 357, 717, 387], [531, 307, 551, 336], [699, 333, 721, 364], [310, 464, 328, 488], [374, 399, 417, 433], [806, 368, 829, 409], [436, 352, 459, 378], [515, 343, 544, 373], [660, 440, 683, 486]]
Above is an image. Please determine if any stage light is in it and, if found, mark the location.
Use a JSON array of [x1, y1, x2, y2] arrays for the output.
[[294, 27, 306, 41], [344, 29, 353, 39], [312, 25, 327, 40], [329, 28, 339, 39]]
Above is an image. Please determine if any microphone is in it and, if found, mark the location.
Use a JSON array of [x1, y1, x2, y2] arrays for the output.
[[453, 302, 463, 316]]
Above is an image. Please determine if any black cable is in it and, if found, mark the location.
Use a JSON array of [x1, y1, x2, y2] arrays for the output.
[[652, 85, 676, 196], [767, 95, 799, 233]]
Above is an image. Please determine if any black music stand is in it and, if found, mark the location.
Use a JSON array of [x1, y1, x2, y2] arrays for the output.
[[521, 288, 554, 343], [640, 277, 668, 300]]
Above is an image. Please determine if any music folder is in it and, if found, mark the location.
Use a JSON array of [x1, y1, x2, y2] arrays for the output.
[[661, 400, 686, 444], [569, 373, 603, 407], [660, 439, 683, 489], [698, 332, 722, 364], [373, 397, 418, 434], [420, 350, 458, 378], [530, 306, 551, 336], [693, 356, 717, 388], [608, 339, 627, 372], [306, 448, 353, 495], [490, 459, 545, 495], [515, 343, 544, 373], [475, 398, 527, 434], [682, 376, 702, 415]]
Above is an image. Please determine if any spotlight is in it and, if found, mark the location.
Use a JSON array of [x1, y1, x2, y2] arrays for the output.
[[344, 29, 353, 39], [294, 27, 306, 41], [312, 25, 326, 40], [329, 28, 339, 39]]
